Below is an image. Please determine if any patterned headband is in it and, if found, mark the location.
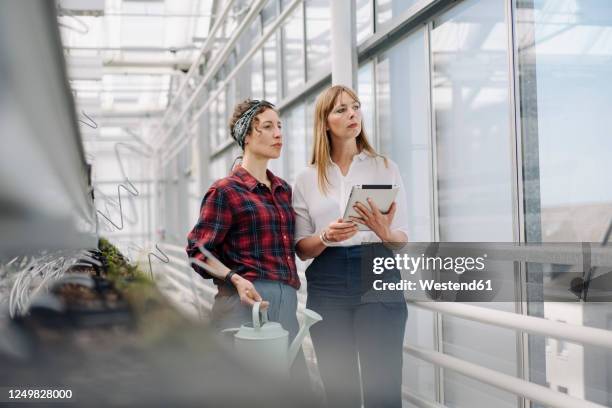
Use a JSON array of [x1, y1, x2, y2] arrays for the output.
[[231, 101, 265, 150]]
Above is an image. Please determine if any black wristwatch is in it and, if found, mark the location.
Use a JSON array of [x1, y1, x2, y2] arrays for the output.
[[224, 269, 238, 285]]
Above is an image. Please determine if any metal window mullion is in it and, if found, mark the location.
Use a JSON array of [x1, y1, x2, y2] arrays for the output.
[[507, 0, 531, 406], [277, 33, 284, 101], [259, 12, 268, 99], [259, 14, 266, 99], [372, 57, 380, 151], [506, 0, 522, 247], [302, 0, 308, 83], [147, 166, 152, 243], [277, 0, 286, 100], [277, 1, 288, 174], [509, 0, 526, 247], [373, 58, 379, 152], [505, 1, 529, 405], [425, 22, 437, 244], [372, 0, 377, 34], [426, 18, 444, 406]]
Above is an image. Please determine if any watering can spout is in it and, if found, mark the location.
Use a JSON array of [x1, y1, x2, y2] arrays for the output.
[[288, 309, 323, 366]]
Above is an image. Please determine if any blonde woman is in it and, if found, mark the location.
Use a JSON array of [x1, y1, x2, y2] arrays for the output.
[[293, 86, 409, 407]]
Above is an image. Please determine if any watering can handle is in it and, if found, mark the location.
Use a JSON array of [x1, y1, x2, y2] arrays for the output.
[[252, 301, 268, 329]]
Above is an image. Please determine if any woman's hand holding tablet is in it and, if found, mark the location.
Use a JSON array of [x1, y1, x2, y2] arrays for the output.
[[342, 185, 399, 232], [350, 198, 397, 240], [321, 218, 359, 244]]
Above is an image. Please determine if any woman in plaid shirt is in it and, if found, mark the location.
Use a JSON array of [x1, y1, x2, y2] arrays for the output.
[[186, 99, 304, 351]]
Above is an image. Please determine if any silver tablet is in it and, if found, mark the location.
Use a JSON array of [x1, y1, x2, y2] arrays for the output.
[[342, 184, 399, 231]]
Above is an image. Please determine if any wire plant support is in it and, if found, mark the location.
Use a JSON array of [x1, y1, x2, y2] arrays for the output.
[[78, 110, 98, 129], [2, 250, 94, 317], [95, 142, 151, 230]]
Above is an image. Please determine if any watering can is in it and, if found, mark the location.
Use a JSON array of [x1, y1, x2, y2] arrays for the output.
[[222, 302, 322, 375]]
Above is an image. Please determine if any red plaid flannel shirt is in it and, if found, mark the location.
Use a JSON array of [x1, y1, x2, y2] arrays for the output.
[[186, 166, 300, 289]]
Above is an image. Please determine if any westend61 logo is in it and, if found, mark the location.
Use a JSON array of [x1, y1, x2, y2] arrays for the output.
[[372, 253, 487, 275]]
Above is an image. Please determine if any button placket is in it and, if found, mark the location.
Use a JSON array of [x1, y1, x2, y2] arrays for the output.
[[272, 192, 291, 267]]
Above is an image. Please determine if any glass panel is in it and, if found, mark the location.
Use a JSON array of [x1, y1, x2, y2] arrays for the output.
[[305, 0, 331, 80], [225, 82, 235, 144], [244, 20, 263, 100], [262, 0, 278, 28], [168, 158, 181, 243], [261, 1, 278, 101], [210, 155, 227, 182], [216, 87, 226, 148], [305, 92, 319, 163], [403, 307, 436, 402], [356, 0, 374, 44], [177, 146, 190, 237], [208, 97, 217, 151], [263, 34, 279, 102], [372, 30, 436, 401], [376, 27, 432, 241], [432, 0, 514, 242], [444, 370, 517, 408], [516, 1, 612, 405], [376, 0, 419, 29], [251, 49, 264, 100], [281, 0, 305, 96], [268, 145, 285, 178], [432, 0, 516, 406], [198, 107, 209, 182], [518, 0, 612, 243], [357, 62, 376, 144], [282, 103, 307, 185]]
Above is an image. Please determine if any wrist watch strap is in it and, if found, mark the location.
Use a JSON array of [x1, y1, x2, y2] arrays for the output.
[[224, 269, 237, 284]]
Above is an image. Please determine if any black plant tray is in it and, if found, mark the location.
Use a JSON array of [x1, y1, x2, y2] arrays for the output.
[[29, 275, 137, 329]]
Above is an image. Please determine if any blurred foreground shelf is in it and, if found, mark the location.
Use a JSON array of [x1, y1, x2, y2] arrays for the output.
[[0, 239, 314, 407]]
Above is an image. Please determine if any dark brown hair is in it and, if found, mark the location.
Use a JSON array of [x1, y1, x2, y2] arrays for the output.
[[228, 99, 276, 147]]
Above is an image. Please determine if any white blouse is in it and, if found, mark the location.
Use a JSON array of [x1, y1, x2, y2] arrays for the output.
[[293, 152, 409, 247]]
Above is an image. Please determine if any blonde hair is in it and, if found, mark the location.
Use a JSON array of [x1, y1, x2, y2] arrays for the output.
[[310, 85, 386, 194]]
